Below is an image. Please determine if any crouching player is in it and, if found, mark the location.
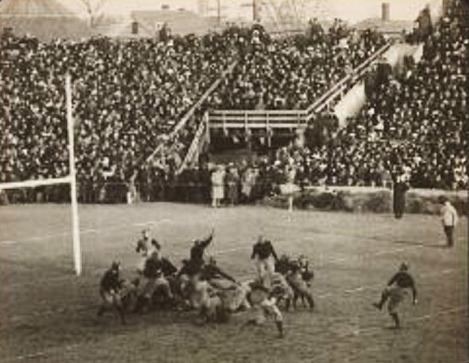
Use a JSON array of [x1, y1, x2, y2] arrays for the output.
[[373, 262, 417, 329], [287, 260, 315, 311], [97, 262, 126, 324], [134, 251, 174, 313], [191, 275, 226, 323], [200, 257, 251, 312]]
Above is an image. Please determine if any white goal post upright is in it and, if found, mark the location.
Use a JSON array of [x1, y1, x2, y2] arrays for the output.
[[0, 74, 83, 276], [66, 73, 82, 276]]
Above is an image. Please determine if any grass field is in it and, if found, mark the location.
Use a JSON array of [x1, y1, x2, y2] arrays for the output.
[[0, 203, 467, 363]]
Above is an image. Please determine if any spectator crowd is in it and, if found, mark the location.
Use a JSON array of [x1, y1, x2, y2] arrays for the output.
[[209, 20, 386, 110], [0, 1, 466, 205], [0, 28, 241, 202], [215, 0, 467, 197]]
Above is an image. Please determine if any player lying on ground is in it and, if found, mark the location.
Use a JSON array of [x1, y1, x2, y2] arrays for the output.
[[372, 262, 418, 329]]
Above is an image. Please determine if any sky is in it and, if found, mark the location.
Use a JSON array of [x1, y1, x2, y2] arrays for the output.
[[66, 0, 443, 24]]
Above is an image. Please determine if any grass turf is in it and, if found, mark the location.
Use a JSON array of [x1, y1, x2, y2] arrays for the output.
[[0, 203, 467, 363]]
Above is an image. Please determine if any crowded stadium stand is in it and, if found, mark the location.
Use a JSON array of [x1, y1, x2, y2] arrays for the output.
[[0, 0, 467, 205]]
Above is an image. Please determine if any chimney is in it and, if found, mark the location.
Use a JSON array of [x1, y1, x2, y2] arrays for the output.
[[442, 0, 451, 14], [132, 21, 139, 35], [382, 2, 390, 21]]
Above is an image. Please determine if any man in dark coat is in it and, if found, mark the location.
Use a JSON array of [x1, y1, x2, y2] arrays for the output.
[[393, 174, 409, 219]]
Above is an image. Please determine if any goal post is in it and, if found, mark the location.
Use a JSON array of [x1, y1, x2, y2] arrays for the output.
[[66, 73, 82, 276], [0, 73, 82, 276]]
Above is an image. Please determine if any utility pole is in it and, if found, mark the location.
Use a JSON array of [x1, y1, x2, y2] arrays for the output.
[[217, 0, 221, 25], [253, 0, 258, 22]]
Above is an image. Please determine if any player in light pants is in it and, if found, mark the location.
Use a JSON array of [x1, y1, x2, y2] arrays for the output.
[[244, 286, 285, 338], [251, 236, 279, 289]]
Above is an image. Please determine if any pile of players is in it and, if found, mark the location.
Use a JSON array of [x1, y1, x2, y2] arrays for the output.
[[98, 228, 418, 336], [97, 229, 316, 337]]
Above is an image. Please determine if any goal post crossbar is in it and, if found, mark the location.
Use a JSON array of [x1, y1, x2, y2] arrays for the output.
[[0, 176, 72, 190]]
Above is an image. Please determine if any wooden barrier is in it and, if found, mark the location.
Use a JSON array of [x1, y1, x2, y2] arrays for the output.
[[263, 185, 468, 215]]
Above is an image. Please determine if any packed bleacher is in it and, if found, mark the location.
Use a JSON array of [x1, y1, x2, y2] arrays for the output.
[[264, 0, 467, 191], [0, 0, 466, 206], [0, 29, 240, 201], [209, 20, 386, 110]]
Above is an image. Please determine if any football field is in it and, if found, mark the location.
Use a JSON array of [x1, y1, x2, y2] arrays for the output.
[[0, 203, 467, 363]]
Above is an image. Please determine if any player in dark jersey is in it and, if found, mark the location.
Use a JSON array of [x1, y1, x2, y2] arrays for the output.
[[251, 236, 279, 289], [135, 229, 160, 274], [190, 229, 214, 268], [373, 263, 418, 328], [97, 261, 126, 324], [134, 251, 174, 313], [288, 261, 315, 311], [200, 257, 237, 288]]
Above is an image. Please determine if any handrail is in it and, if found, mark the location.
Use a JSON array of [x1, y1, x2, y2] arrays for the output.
[[153, 40, 396, 174], [208, 40, 394, 127], [305, 40, 393, 117], [143, 60, 238, 166], [171, 60, 237, 136], [210, 109, 308, 116], [177, 114, 207, 174]]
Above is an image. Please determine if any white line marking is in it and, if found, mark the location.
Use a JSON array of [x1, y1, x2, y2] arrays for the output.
[[375, 247, 406, 256], [0, 240, 17, 245], [317, 293, 333, 298], [345, 287, 366, 293], [0, 219, 172, 245], [214, 246, 251, 255]]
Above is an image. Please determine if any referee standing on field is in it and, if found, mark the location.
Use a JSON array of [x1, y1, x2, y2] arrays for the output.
[[438, 196, 459, 247], [393, 173, 409, 219]]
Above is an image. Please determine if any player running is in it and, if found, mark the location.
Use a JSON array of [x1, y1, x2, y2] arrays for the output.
[[97, 261, 126, 324], [251, 236, 279, 289], [372, 262, 418, 329]]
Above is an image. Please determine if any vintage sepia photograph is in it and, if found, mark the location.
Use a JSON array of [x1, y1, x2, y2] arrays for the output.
[[0, 0, 467, 362]]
